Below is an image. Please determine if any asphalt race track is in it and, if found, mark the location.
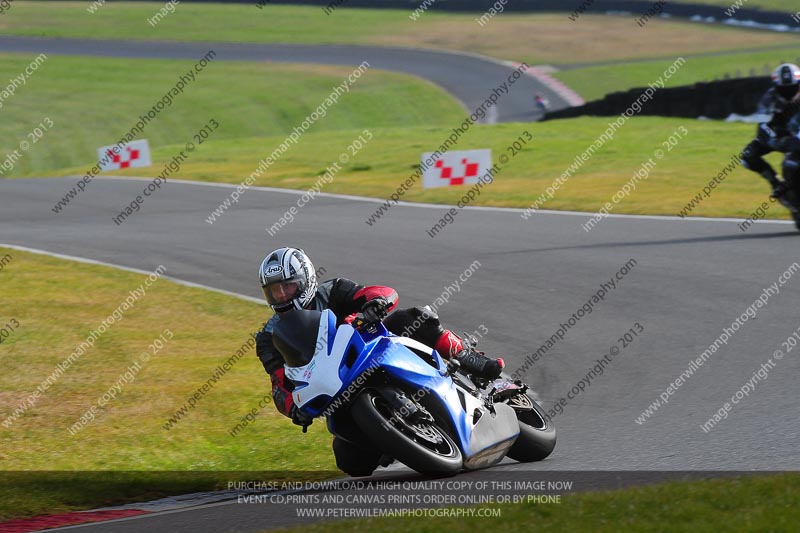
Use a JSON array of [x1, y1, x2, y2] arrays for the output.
[[1, 176, 799, 530], [0, 36, 567, 122]]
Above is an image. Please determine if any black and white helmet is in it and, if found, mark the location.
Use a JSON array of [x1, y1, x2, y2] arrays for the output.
[[772, 63, 800, 98], [258, 247, 318, 313]]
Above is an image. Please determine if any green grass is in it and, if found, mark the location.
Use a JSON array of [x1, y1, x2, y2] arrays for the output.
[[3, 3, 797, 111], [0, 53, 464, 177], [0, 2, 404, 43], [556, 49, 800, 101], [0, 50, 788, 220], [0, 3, 795, 66], [269, 473, 800, 533], [55, 117, 790, 221], [0, 248, 337, 520]]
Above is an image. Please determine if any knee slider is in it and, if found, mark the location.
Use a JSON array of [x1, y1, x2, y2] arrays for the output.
[[740, 147, 756, 167], [412, 306, 444, 335]]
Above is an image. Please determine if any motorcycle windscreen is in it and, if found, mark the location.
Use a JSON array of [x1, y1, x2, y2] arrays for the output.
[[271, 308, 325, 367]]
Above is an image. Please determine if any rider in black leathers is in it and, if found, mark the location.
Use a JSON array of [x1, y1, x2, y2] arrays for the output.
[[741, 63, 800, 211], [254, 247, 504, 476]]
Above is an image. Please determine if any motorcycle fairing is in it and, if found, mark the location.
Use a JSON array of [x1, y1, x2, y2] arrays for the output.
[[283, 309, 519, 468]]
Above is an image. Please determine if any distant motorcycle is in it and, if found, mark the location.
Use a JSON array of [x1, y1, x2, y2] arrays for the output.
[[273, 309, 556, 476], [777, 154, 800, 230], [535, 94, 550, 116]]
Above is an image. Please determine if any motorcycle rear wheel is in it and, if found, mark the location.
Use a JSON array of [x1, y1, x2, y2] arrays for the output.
[[351, 388, 462, 476], [504, 392, 557, 462]]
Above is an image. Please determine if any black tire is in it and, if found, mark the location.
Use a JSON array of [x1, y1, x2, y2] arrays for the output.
[[504, 393, 557, 463], [792, 211, 800, 231], [350, 389, 462, 476]]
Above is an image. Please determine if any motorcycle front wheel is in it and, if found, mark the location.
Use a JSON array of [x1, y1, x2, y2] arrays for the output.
[[351, 388, 462, 477]]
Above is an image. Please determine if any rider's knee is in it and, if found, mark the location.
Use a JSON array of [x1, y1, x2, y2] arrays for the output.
[[415, 305, 440, 324], [384, 306, 444, 345], [387, 306, 441, 329], [741, 145, 758, 169]]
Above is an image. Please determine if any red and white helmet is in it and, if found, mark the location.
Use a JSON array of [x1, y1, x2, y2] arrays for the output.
[[772, 63, 800, 86], [258, 247, 318, 313]]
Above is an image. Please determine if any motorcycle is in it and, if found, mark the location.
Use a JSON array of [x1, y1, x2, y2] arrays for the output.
[[777, 153, 800, 230], [272, 308, 556, 476], [757, 127, 800, 231]]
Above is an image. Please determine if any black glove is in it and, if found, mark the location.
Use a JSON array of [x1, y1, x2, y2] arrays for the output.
[[361, 297, 390, 324], [290, 405, 313, 432]]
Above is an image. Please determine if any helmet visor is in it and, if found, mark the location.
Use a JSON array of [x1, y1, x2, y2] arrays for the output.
[[263, 279, 303, 307]]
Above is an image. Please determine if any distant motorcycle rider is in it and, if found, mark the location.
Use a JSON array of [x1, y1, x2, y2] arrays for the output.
[[741, 63, 800, 205], [254, 247, 504, 476], [534, 94, 549, 115]]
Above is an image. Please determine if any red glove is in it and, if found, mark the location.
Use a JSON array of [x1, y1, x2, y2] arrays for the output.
[[269, 367, 295, 418]]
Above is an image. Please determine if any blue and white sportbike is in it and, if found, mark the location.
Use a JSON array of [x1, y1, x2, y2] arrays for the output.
[[272, 308, 556, 476]]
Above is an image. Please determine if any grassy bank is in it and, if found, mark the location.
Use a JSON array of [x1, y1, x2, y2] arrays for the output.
[[56, 117, 789, 220], [0, 53, 464, 177], [0, 3, 794, 66], [0, 248, 336, 519], [556, 48, 800, 100], [0, 51, 791, 220]]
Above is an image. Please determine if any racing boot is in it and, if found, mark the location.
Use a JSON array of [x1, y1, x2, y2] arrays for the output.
[[762, 170, 786, 199], [770, 179, 788, 200], [455, 346, 505, 380], [771, 178, 800, 212], [434, 330, 504, 380]]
